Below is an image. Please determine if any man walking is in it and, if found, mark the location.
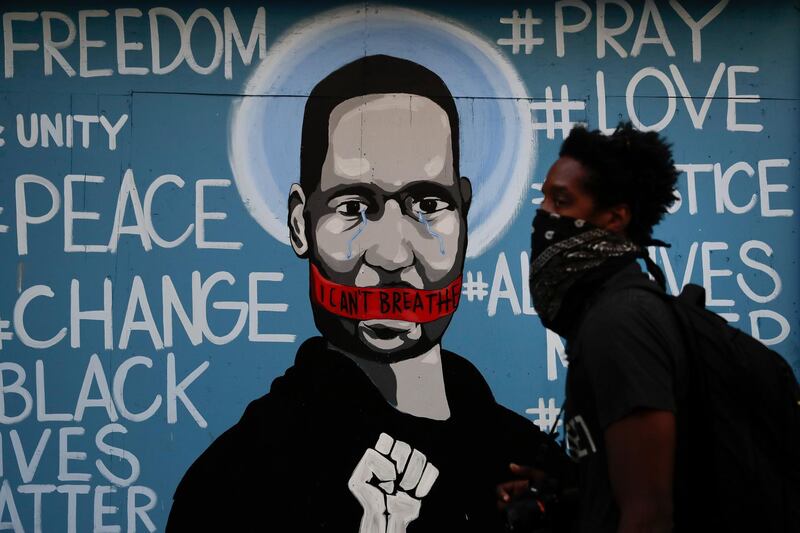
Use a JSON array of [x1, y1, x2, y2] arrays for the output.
[[501, 123, 684, 533]]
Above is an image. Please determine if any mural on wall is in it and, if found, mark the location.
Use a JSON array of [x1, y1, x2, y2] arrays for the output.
[[169, 54, 553, 532], [0, 1, 797, 531]]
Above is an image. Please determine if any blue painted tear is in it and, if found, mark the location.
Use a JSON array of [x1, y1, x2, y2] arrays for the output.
[[418, 212, 446, 255], [346, 211, 368, 259]]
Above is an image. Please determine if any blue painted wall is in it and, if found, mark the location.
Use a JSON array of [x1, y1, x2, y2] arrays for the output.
[[0, 1, 797, 530]]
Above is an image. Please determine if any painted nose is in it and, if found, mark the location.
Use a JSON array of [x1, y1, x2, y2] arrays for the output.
[[363, 200, 414, 272]]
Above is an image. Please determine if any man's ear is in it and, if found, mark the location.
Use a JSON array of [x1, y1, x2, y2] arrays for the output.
[[288, 183, 309, 257], [459, 176, 472, 214], [604, 203, 632, 235]]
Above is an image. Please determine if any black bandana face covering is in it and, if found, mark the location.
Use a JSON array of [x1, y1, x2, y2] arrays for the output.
[[529, 209, 641, 333]]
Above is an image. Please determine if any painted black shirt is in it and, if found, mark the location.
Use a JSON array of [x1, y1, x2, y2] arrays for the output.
[[167, 337, 564, 532], [564, 263, 688, 533]]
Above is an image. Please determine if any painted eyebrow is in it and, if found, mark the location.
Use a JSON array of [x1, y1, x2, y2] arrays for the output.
[[399, 182, 458, 205], [322, 184, 378, 202], [322, 182, 459, 206]]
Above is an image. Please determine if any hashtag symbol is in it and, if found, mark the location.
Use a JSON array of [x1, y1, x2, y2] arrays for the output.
[[462, 271, 489, 302], [0, 316, 13, 350], [526, 398, 562, 433], [530, 183, 543, 206], [0, 207, 8, 234], [530, 85, 586, 140], [497, 9, 544, 55]]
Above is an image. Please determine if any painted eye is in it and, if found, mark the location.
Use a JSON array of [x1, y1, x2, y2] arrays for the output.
[[336, 200, 367, 217], [412, 197, 450, 216]]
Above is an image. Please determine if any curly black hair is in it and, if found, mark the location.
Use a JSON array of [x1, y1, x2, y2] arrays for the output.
[[559, 122, 679, 246]]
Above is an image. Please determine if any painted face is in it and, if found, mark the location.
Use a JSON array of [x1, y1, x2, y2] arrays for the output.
[[304, 94, 469, 359]]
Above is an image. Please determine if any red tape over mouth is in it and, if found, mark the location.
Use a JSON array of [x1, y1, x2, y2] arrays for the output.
[[310, 265, 462, 323]]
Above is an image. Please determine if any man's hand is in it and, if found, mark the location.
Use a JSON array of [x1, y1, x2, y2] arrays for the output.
[[349, 433, 439, 533], [496, 463, 548, 510]]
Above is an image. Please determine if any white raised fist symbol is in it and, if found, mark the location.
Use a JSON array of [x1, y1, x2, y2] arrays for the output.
[[348, 433, 440, 533]]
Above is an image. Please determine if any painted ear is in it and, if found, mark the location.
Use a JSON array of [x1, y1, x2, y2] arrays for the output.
[[288, 183, 309, 257], [459, 176, 472, 214]]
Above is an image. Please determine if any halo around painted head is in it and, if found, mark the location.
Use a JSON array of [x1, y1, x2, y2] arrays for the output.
[[229, 5, 536, 258]]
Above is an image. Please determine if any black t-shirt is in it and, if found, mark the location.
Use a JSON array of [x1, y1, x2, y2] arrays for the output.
[[564, 263, 688, 533], [167, 337, 564, 532]]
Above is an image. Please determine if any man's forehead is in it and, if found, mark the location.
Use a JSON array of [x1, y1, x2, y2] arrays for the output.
[[545, 156, 589, 189], [319, 93, 456, 193], [329, 93, 450, 131]]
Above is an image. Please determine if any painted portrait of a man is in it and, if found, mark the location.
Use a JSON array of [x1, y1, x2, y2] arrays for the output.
[[167, 55, 562, 533], [0, 4, 796, 533]]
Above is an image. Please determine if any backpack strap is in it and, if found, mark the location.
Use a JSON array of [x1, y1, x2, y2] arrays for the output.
[[615, 255, 707, 310], [676, 283, 705, 307]]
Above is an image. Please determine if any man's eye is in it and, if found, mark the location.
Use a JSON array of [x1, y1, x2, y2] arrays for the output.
[[412, 197, 450, 216], [335, 200, 367, 217]]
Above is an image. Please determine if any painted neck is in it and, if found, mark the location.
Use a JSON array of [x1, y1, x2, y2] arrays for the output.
[[342, 344, 451, 421]]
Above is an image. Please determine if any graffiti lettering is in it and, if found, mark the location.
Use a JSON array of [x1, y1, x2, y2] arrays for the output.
[[10, 272, 293, 351], [0, 479, 157, 533], [0, 354, 206, 426], [14, 171, 244, 255], [2, 7, 266, 80], [594, 62, 763, 133]]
